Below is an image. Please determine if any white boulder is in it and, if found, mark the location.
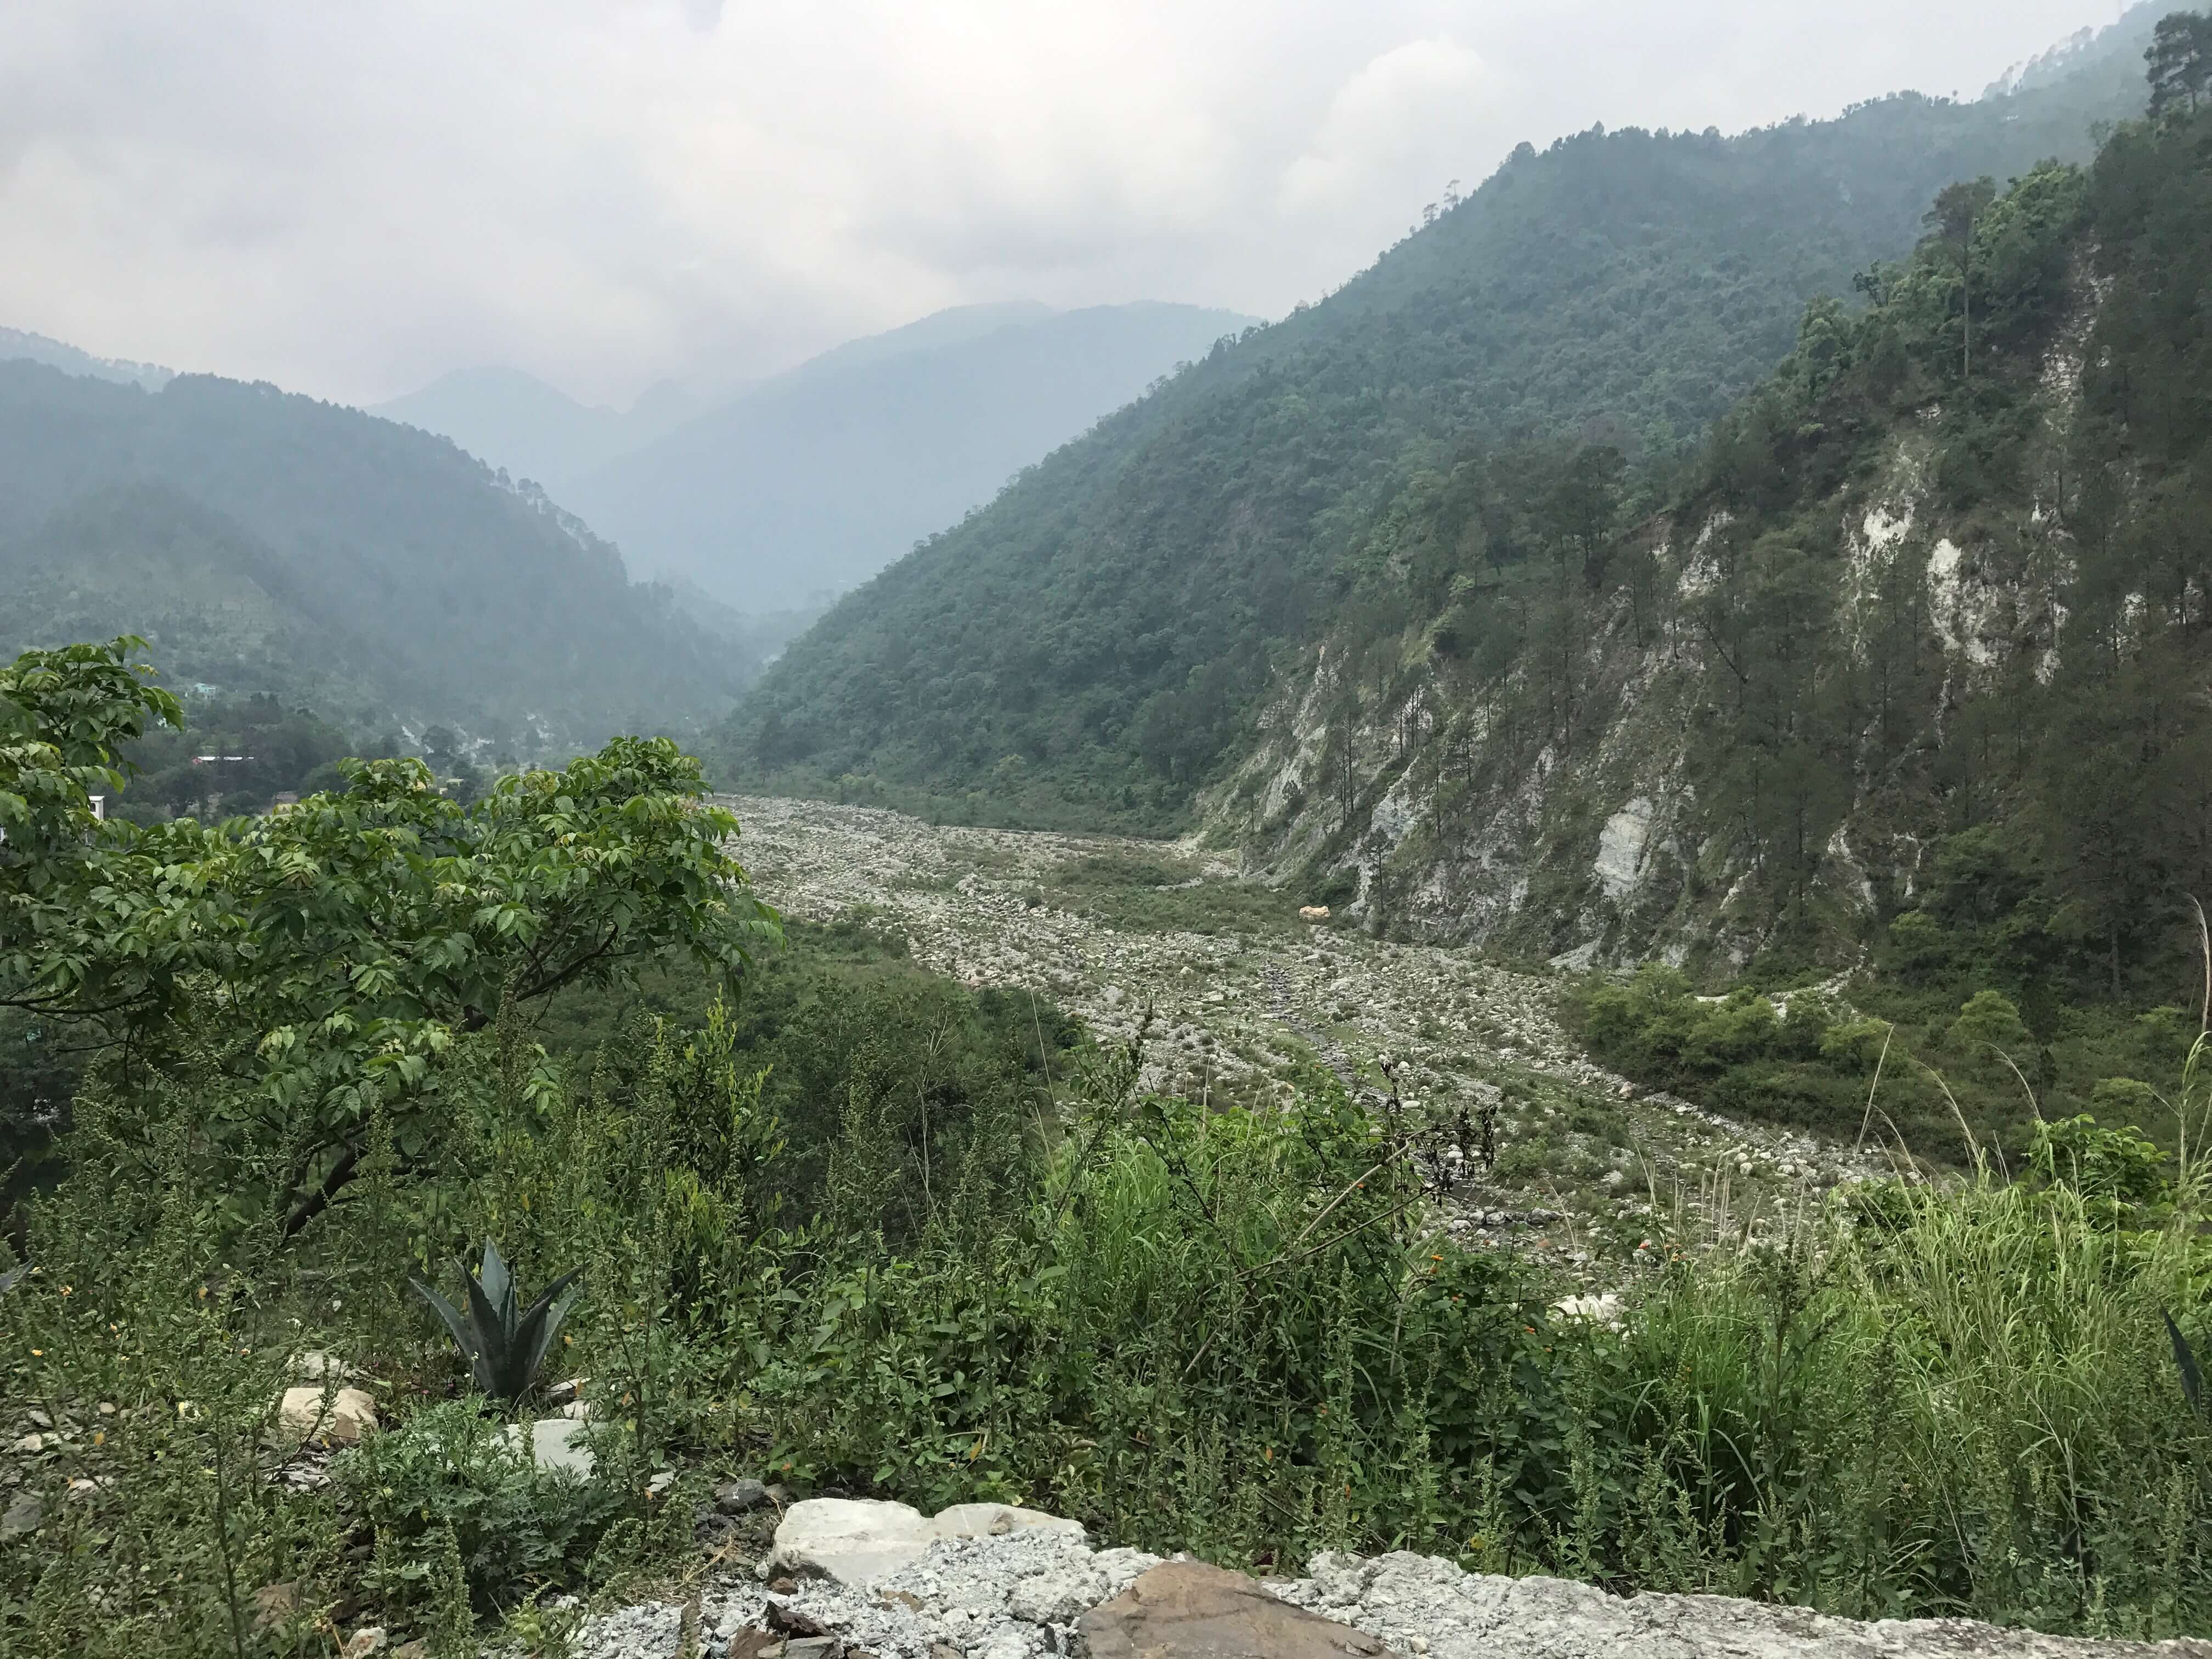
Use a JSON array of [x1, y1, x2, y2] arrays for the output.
[[503, 1417, 595, 1480], [772, 1498, 1086, 1586]]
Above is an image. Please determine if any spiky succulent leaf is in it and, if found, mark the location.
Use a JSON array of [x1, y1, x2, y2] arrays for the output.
[[512, 1268, 584, 1397], [458, 1259, 514, 1396], [2168, 1311, 2205, 1413], [478, 1238, 515, 1331], [411, 1278, 481, 1379], [415, 1245, 584, 1405]]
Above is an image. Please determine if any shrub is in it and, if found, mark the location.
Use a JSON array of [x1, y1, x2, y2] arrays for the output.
[[337, 1399, 626, 1621], [2029, 1110, 2172, 1211]]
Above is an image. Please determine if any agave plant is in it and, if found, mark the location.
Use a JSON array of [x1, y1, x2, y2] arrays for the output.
[[2169, 1311, 2206, 1415], [411, 1240, 582, 1406]]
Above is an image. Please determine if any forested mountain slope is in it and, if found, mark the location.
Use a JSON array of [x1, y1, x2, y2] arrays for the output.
[[0, 362, 743, 749], [1214, 43, 2212, 1011], [566, 301, 1257, 611], [724, 10, 2159, 830]]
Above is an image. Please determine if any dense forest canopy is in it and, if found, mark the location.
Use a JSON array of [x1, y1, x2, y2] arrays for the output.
[[722, 22, 2162, 831]]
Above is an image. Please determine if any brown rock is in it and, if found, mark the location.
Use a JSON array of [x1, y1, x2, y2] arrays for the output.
[[1079, 1561, 1392, 1659], [767, 1600, 836, 1638], [726, 1632, 783, 1659], [276, 1385, 379, 1447], [927, 1646, 964, 1659]]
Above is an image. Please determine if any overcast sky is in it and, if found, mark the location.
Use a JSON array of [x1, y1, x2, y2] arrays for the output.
[[0, 1, 2126, 408]]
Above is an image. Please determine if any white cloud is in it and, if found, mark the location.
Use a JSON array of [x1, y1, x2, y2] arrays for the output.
[[0, 0, 2115, 407], [1280, 38, 1499, 219]]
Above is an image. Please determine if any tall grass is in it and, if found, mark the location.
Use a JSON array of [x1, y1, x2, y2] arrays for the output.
[[715, 1042, 2212, 1634], [7, 1000, 2210, 1649]]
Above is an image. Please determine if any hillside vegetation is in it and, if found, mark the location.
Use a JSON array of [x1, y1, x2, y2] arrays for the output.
[[6, 643, 2211, 1650], [1192, 24, 2212, 1160], [0, 362, 746, 751], [723, 15, 2159, 829]]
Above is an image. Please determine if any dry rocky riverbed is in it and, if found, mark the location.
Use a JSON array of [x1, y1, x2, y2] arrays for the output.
[[725, 796, 1899, 1280]]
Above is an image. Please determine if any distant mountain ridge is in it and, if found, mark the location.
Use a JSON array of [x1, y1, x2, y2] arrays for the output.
[[0, 325, 173, 392], [374, 300, 1258, 612], [1984, 0, 2163, 97], [370, 365, 635, 500], [566, 300, 1261, 611], [0, 360, 745, 751], [368, 302, 1069, 505]]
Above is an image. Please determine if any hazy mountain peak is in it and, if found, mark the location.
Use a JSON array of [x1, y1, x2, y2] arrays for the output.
[[565, 298, 1262, 611], [0, 325, 174, 392]]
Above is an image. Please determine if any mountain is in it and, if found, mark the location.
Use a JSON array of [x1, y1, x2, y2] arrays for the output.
[[370, 312, 1074, 503], [1, 325, 173, 391], [1211, 49, 2212, 1013], [0, 360, 747, 751], [565, 300, 1260, 611], [769, 300, 1057, 386], [720, 9, 2164, 831], [369, 365, 636, 497]]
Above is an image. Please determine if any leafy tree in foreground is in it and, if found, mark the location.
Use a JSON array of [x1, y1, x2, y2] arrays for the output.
[[0, 636, 780, 1238]]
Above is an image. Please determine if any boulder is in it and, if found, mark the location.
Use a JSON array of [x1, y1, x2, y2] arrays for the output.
[[503, 1417, 595, 1480], [251, 1580, 309, 1634], [1, 1490, 44, 1542], [1549, 1293, 1623, 1328], [771, 1498, 1085, 1587], [717, 1476, 773, 1514], [1080, 1561, 1391, 1659], [276, 1386, 379, 1447], [772, 1499, 929, 1586], [1300, 906, 1332, 923]]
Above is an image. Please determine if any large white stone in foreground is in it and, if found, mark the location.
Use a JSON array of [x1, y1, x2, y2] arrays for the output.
[[771, 1498, 1086, 1585]]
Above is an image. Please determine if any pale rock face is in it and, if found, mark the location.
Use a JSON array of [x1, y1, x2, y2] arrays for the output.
[[275, 1386, 379, 1447], [1593, 798, 1653, 900]]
